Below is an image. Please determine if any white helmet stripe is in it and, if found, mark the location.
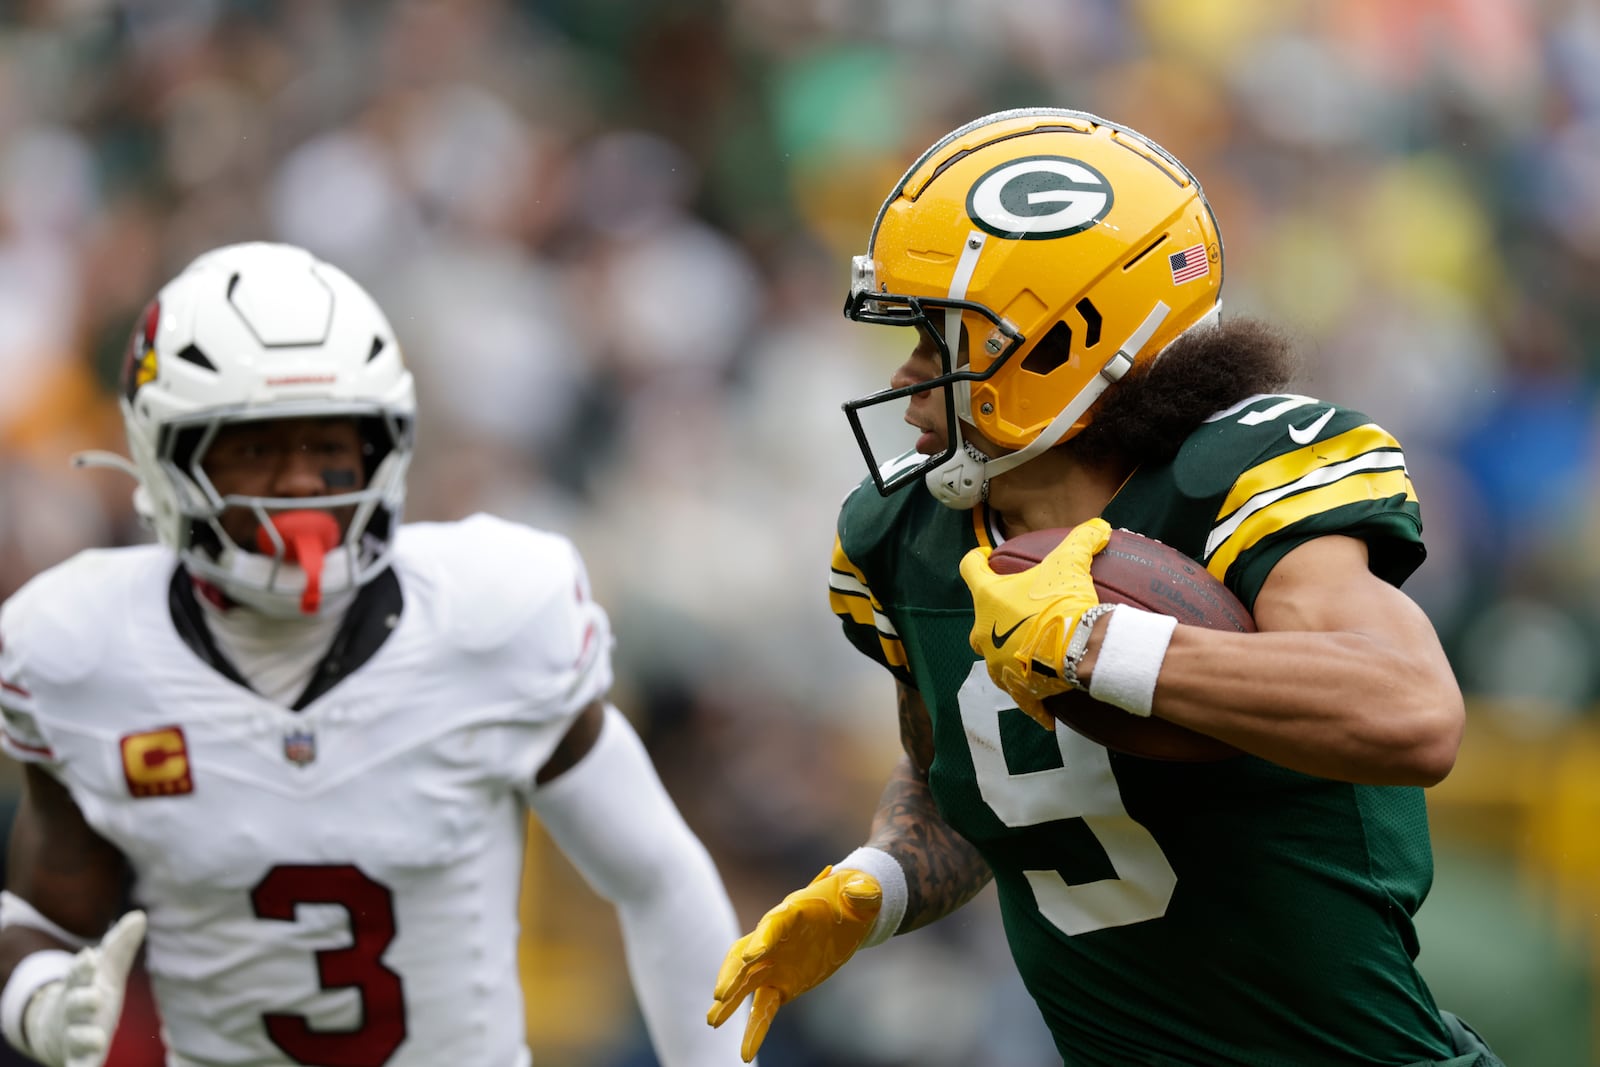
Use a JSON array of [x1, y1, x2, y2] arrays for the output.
[[945, 230, 987, 426]]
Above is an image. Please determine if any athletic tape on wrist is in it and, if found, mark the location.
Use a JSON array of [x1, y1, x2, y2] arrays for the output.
[[1086, 606, 1177, 717], [835, 846, 907, 949], [0, 949, 72, 1056]]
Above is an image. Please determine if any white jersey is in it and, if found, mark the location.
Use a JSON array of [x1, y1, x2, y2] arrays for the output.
[[0, 513, 613, 1067]]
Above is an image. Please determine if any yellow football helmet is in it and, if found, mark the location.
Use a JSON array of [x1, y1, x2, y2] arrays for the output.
[[843, 108, 1223, 507]]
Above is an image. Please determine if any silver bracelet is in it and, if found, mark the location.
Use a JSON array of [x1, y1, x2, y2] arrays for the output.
[[1060, 603, 1116, 690]]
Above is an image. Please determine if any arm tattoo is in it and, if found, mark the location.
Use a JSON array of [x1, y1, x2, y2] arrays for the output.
[[865, 685, 990, 934], [897, 681, 935, 774]]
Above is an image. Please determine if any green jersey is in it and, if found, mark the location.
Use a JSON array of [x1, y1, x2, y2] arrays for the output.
[[829, 394, 1465, 1067]]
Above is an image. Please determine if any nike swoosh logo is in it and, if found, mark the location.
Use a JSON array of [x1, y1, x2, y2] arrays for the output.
[[991, 614, 1037, 647], [1287, 408, 1335, 445]]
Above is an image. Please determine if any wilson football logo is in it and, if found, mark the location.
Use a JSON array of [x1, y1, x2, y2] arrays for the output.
[[966, 155, 1114, 240]]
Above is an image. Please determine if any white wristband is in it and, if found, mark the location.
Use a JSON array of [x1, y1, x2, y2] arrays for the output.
[[835, 846, 907, 949], [1, 948, 72, 1056], [1086, 606, 1177, 717]]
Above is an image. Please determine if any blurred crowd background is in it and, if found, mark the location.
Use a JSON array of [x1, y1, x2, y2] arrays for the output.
[[1, 0, 1598, 1064]]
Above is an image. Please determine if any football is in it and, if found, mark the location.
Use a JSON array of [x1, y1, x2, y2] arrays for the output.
[[987, 526, 1252, 762]]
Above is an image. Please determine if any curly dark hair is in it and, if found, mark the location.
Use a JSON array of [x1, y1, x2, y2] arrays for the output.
[[1066, 317, 1300, 469]]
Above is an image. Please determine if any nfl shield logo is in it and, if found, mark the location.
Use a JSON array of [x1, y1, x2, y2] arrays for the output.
[[283, 730, 317, 767]]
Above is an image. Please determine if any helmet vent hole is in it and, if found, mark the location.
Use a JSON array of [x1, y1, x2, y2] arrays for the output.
[[368, 336, 386, 362], [1124, 236, 1167, 270], [1021, 321, 1074, 376], [177, 343, 217, 372], [1075, 299, 1103, 347], [227, 273, 240, 298]]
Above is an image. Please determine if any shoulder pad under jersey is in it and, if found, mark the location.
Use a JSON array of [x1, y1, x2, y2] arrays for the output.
[[836, 473, 941, 574], [1174, 393, 1421, 597], [0, 546, 172, 688], [1164, 396, 1376, 502], [397, 511, 609, 655]]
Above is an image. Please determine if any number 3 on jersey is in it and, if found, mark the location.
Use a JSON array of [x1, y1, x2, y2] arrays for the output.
[[957, 663, 1175, 935], [251, 864, 407, 1066]]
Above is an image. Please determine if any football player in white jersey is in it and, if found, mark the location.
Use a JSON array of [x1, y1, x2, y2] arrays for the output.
[[0, 242, 752, 1067]]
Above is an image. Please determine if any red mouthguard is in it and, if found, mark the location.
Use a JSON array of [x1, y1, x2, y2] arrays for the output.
[[257, 511, 340, 614]]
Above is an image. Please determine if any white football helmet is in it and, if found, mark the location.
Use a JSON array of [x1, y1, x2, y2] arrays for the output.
[[112, 242, 415, 616]]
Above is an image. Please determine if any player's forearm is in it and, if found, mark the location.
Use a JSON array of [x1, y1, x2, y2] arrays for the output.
[[598, 773, 748, 1065], [8, 768, 129, 938], [2, 768, 131, 996], [530, 705, 746, 1065], [614, 847, 746, 1067], [864, 757, 991, 934], [1131, 625, 1463, 785]]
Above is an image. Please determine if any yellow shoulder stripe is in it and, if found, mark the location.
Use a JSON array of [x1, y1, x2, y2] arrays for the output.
[[1206, 467, 1415, 581], [828, 536, 907, 669], [1218, 424, 1401, 521]]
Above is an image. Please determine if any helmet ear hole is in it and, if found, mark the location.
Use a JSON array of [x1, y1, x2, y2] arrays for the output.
[[1021, 321, 1074, 376], [356, 415, 401, 481], [1075, 298, 1103, 347]]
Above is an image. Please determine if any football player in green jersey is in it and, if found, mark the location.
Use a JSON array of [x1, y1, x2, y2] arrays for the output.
[[707, 109, 1505, 1067]]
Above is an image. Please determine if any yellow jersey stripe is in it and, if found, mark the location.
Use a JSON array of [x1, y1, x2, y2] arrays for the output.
[[1217, 424, 1402, 524], [974, 503, 1000, 551], [1206, 446, 1409, 560], [829, 537, 908, 669], [1206, 467, 1416, 581]]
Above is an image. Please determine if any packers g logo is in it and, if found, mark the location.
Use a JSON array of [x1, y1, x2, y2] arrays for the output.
[[965, 155, 1114, 240]]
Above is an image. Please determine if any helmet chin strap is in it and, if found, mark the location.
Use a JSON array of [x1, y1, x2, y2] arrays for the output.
[[926, 301, 1172, 510], [945, 230, 988, 428]]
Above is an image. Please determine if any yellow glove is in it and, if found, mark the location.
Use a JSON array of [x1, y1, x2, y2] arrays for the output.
[[707, 865, 882, 1062], [960, 517, 1112, 729]]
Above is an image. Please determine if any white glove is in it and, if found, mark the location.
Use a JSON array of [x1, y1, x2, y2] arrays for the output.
[[19, 911, 146, 1067]]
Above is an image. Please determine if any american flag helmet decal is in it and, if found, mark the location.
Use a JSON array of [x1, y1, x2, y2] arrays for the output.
[[1169, 243, 1211, 284]]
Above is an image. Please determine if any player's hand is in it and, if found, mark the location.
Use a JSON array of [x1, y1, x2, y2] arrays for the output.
[[960, 517, 1111, 729], [21, 911, 146, 1067], [707, 865, 882, 1062]]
